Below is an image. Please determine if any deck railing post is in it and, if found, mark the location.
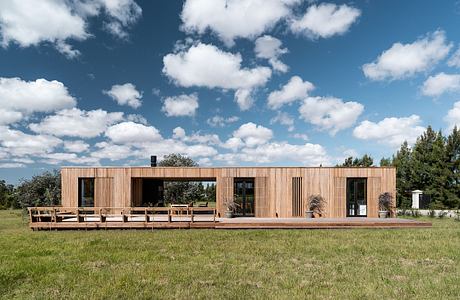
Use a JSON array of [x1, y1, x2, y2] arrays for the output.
[[76, 208, 80, 223]]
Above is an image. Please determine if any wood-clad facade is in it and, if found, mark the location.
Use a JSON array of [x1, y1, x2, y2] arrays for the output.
[[61, 167, 396, 218]]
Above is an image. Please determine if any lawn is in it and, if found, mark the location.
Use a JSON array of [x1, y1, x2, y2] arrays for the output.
[[0, 210, 459, 299]]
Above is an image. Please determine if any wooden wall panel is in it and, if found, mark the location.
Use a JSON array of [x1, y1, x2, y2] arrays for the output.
[[95, 178, 114, 208], [61, 167, 396, 218], [255, 177, 269, 217], [333, 177, 346, 218], [131, 178, 142, 207], [367, 177, 381, 218], [291, 177, 303, 217]]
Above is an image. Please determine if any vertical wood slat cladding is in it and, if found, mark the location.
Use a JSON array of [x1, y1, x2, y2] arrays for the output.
[[255, 177, 269, 217], [95, 178, 114, 207], [291, 177, 303, 217], [61, 167, 396, 218], [367, 177, 381, 218]]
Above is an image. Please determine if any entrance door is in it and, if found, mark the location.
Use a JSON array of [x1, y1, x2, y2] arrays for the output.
[[346, 178, 367, 217], [234, 178, 255, 217]]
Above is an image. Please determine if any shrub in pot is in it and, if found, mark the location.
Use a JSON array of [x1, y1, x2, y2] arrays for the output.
[[223, 198, 237, 218], [378, 192, 393, 218], [306, 195, 325, 218]]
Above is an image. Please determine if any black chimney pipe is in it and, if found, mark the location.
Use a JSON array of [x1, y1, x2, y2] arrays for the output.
[[150, 155, 157, 167]]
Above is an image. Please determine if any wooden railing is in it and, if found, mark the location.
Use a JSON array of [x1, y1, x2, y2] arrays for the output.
[[28, 207, 217, 224]]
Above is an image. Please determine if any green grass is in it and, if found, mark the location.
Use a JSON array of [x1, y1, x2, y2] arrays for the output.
[[1, 210, 459, 299]]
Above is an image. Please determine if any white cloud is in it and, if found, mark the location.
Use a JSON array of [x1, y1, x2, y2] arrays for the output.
[[103, 83, 142, 108], [299, 96, 364, 135], [0, 162, 25, 168], [216, 142, 330, 166], [234, 89, 254, 111], [290, 3, 361, 39], [448, 46, 460, 68], [0, 109, 22, 125], [444, 101, 460, 130], [0, 0, 88, 58], [0, 126, 62, 156], [0, 77, 76, 122], [254, 35, 288, 72], [0, 0, 141, 58], [162, 94, 199, 117], [92, 142, 134, 161], [291, 133, 309, 141], [163, 43, 271, 110], [231, 122, 273, 148], [163, 42, 271, 89], [207, 115, 239, 127], [267, 76, 314, 109], [363, 30, 452, 81], [421, 72, 460, 97], [270, 112, 295, 131], [63, 140, 90, 153], [353, 115, 425, 147], [181, 0, 300, 46], [172, 127, 221, 145], [98, 0, 142, 39], [29, 108, 124, 138], [105, 122, 162, 144]]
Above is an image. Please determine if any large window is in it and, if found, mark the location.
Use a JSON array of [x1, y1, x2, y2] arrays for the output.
[[78, 178, 94, 207]]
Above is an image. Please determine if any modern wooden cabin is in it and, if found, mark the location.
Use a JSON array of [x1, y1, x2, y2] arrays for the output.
[[61, 165, 396, 218]]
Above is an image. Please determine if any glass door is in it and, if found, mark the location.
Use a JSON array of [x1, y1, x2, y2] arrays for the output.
[[346, 178, 367, 217], [234, 178, 255, 217]]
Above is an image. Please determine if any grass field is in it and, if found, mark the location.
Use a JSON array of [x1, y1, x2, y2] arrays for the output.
[[1, 210, 459, 299]]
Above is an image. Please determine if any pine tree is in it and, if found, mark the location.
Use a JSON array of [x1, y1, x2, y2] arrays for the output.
[[445, 126, 460, 208], [411, 127, 448, 207], [392, 141, 413, 208]]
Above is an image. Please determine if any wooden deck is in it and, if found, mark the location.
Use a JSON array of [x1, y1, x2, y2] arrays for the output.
[[28, 207, 431, 230]]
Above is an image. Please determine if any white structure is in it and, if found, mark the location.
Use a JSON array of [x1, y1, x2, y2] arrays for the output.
[[412, 190, 423, 209]]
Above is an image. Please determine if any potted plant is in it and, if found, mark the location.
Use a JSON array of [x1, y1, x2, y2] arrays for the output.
[[223, 198, 237, 218], [305, 195, 325, 218], [378, 192, 393, 218]]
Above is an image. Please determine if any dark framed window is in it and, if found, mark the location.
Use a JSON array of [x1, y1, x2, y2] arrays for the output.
[[234, 178, 255, 217], [346, 178, 367, 217], [78, 178, 94, 207]]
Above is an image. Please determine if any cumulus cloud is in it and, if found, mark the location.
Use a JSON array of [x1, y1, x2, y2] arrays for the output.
[[267, 76, 314, 109], [207, 115, 239, 127], [103, 83, 142, 108], [172, 127, 221, 145], [299, 96, 364, 135], [216, 142, 330, 166], [444, 101, 460, 130], [228, 122, 273, 149], [0, 0, 141, 58], [29, 108, 124, 138], [63, 140, 90, 153], [0, 126, 62, 156], [0, 77, 76, 124], [448, 46, 460, 68], [363, 30, 452, 81], [254, 35, 288, 72], [180, 0, 299, 46], [105, 122, 162, 144], [163, 43, 271, 110], [162, 94, 199, 117], [290, 3, 361, 39], [270, 111, 295, 132], [353, 115, 425, 147], [421, 72, 460, 97]]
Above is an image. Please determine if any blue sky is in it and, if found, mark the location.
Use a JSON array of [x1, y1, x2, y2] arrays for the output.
[[1, 0, 460, 183]]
